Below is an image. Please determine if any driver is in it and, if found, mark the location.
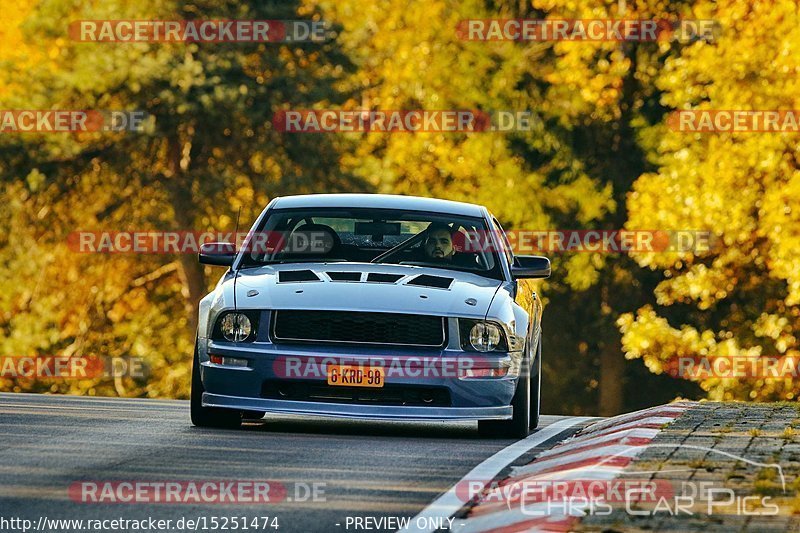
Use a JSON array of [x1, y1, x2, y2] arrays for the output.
[[423, 223, 456, 262]]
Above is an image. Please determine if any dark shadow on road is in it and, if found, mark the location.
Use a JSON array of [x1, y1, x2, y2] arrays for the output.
[[240, 416, 493, 440]]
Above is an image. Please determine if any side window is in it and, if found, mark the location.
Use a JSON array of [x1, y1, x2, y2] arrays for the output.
[[491, 216, 514, 266]]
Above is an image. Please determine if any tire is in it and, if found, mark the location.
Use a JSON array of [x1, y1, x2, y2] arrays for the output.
[[190, 341, 241, 429], [529, 334, 542, 430], [478, 348, 531, 439]]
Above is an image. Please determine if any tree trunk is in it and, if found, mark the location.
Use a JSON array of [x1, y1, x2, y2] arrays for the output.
[[595, 42, 641, 417], [175, 249, 206, 337], [165, 135, 205, 337], [598, 334, 624, 416]]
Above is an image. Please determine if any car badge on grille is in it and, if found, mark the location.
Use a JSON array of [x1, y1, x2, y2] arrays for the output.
[[246, 290, 259, 297]]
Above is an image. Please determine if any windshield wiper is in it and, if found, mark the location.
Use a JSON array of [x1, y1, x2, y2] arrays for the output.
[[370, 232, 426, 263], [242, 258, 348, 267]]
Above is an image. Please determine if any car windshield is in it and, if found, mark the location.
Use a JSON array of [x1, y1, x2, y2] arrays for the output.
[[239, 208, 502, 279]]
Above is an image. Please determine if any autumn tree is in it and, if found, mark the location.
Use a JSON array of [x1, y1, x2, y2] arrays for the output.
[[619, 0, 800, 401], [0, 0, 361, 397]]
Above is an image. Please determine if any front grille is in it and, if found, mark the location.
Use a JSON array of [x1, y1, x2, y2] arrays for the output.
[[271, 310, 446, 347], [261, 380, 451, 407]]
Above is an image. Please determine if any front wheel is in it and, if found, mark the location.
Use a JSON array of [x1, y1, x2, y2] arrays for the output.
[[478, 356, 531, 439], [190, 341, 241, 429], [529, 334, 542, 430]]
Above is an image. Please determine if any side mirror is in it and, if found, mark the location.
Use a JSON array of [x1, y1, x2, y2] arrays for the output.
[[511, 255, 550, 279], [199, 242, 236, 267]]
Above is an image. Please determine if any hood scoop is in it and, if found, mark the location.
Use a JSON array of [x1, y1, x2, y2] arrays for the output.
[[366, 272, 404, 283], [278, 270, 321, 283], [327, 271, 362, 281], [406, 274, 454, 289], [278, 269, 453, 289], [324, 271, 406, 284]]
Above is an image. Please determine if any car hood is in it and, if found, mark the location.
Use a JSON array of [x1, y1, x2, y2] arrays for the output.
[[233, 263, 501, 318]]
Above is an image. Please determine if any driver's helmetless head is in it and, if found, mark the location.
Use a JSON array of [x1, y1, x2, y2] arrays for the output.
[[424, 225, 454, 260]]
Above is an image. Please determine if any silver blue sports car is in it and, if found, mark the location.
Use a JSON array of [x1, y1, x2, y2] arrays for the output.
[[191, 194, 550, 437]]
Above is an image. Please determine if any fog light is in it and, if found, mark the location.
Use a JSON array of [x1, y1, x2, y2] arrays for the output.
[[209, 355, 249, 368], [459, 366, 509, 379], [220, 313, 252, 342], [222, 357, 249, 367], [469, 322, 501, 352]]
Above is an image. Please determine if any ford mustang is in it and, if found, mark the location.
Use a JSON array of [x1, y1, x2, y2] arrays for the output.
[[191, 194, 550, 437]]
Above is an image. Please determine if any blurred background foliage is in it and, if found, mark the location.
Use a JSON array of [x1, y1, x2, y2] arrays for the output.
[[0, 0, 797, 414]]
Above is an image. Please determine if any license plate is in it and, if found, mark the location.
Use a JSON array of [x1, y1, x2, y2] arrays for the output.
[[327, 365, 385, 388]]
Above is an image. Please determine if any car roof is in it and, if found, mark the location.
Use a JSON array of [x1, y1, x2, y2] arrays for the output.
[[271, 194, 486, 218]]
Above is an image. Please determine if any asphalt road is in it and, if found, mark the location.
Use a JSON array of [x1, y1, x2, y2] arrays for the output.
[[0, 393, 589, 533]]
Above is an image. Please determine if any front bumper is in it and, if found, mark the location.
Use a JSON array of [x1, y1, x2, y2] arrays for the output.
[[203, 393, 512, 421], [199, 338, 523, 421]]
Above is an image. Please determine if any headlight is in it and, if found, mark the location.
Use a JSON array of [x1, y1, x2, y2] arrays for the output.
[[470, 323, 501, 352], [459, 319, 509, 352], [221, 313, 251, 342], [213, 311, 258, 342]]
